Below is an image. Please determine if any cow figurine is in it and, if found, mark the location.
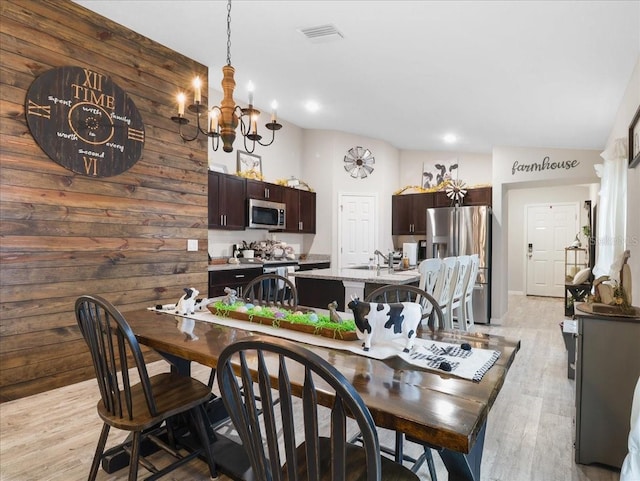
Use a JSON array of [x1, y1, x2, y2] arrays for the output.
[[347, 297, 421, 353], [175, 287, 199, 315]]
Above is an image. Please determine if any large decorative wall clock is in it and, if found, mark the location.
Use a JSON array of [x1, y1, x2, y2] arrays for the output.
[[343, 146, 375, 179], [25, 66, 145, 177]]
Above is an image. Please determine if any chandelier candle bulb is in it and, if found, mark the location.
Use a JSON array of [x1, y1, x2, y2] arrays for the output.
[[209, 110, 218, 133], [251, 115, 257, 134], [248, 81, 254, 105], [177, 92, 185, 116], [271, 101, 277, 122], [193, 77, 202, 104]]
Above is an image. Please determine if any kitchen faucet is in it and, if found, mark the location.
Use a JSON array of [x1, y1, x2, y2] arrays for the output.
[[373, 250, 394, 272], [373, 249, 388, 264]]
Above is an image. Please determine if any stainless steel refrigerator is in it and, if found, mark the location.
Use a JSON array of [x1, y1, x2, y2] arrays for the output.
[[426, 205, 492, 323]]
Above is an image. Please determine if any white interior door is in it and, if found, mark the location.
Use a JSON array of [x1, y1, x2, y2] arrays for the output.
[[526, 203, 579, 297], [338, 193, 377, 268]]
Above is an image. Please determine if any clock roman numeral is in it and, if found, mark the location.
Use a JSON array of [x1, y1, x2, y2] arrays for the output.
[[127, 128, 145, 142], [27, 100, 51, 119], [83, 156, 99, 176]]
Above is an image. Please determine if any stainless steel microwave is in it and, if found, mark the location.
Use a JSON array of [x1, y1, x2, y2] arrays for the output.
[[248, 198, 286, 229]]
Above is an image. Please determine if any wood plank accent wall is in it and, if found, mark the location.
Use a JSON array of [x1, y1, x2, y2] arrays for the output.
[[0, 0, 209, 401]]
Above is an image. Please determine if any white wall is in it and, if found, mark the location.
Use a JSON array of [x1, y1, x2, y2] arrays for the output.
[[603, 56, 640, 303], [492, 146, 602, 320], [205, 88, 304, 180], [301, 130, 400, 262], [507, 184, 594, 294]]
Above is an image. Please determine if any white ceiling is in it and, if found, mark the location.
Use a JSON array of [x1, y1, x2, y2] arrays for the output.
[[74, 0, 639, 153]]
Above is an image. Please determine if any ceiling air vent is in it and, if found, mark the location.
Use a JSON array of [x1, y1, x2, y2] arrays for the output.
[[298, 24, 344, 43]]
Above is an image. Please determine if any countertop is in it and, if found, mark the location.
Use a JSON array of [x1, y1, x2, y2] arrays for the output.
[[291, 266, 420, 285], [208, 256, 331, 272]]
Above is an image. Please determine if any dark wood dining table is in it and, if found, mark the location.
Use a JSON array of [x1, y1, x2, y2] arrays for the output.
[[125, 308, 520, 481]]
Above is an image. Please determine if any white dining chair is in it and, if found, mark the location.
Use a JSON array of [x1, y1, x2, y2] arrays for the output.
[[460, 254, 480, 330], [446, 255, 470, 329], [433, 257, 459, 330], [418, 258, 443, 298]]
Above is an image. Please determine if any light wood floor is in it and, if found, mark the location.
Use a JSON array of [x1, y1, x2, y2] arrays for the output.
[[0, 295, 622, 481]]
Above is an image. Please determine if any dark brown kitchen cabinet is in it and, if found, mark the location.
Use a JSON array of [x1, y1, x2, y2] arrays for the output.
[[297, 261, 330, 271], [392, 193, 433, 235], [434, 190, 451, 207], [246, 179, 284, 202], [392, 187, 492, 234], [208, 171, 246, 230], [435, 187, 492, 207], [284, 188, 316, 233], [464, 186, 492, 206], [208, 267, 262, 298]]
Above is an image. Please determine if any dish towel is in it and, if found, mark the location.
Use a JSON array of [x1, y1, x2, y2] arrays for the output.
[[276, 267, 286, 288]]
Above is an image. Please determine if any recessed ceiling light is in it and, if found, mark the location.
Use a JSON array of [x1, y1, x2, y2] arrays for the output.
[[305, 101, 320, 113], [443, 133, 457, 144]]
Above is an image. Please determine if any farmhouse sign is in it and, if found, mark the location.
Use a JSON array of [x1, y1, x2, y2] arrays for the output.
[[512, 156, 580, 176]]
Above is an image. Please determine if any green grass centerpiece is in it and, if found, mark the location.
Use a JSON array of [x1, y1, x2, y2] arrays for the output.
[[208, 300, 358, 341]]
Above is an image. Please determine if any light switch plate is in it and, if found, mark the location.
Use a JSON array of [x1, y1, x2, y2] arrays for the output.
[[187, 239, 198, 252]]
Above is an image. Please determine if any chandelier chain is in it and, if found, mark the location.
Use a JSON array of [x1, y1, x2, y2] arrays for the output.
[[226, 0, 232, 66]]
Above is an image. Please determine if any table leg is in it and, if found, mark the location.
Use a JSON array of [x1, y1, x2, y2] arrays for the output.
[[154, 351, 253, 481], [437, 421, 486, 481], [158, 351, 192, 377]]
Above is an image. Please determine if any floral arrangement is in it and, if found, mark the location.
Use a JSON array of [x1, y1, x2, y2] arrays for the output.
[[611, 282, 632, 313], [394, 181, 491, 196], [236, 170, 264, 181], [589, 279, 633, 314], [274, 177, 314, 192]]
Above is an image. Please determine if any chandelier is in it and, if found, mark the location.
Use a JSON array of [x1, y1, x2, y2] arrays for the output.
[[171, 0, 281, 153]]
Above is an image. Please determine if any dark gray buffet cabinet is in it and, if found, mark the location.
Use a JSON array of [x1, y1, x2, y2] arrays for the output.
[[574, 304, 640, 468]]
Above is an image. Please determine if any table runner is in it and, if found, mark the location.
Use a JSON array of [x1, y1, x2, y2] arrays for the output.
[[153, 308, 500, 382]]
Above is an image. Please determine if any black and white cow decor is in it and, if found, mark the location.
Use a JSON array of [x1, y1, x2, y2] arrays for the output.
[[175, 287, 199, 315], [347, 297, 422, 352]]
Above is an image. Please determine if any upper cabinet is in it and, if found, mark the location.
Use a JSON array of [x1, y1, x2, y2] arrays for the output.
[[392, 187, 492, 235], [463, 186, 492, 206], [246, 179, 284, 203], [208, 172, 246, 230], [208, 174, 317, 233], [284, 188, 316, 234], [434, 187, 492, 207], [392, 193, 433, 235]]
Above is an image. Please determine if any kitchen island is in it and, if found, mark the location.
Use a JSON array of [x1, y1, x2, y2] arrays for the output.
[[292, 266, 420, 311]]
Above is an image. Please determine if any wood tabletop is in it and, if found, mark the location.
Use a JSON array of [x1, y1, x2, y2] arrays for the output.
[[125, 308, 520, 454]]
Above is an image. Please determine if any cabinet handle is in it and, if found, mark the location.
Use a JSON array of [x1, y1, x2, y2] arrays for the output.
[[234, 274, 246, 278], [265, 188, 269, 198], [299, 221, 302, 230], [220, 214, 224, 225]]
